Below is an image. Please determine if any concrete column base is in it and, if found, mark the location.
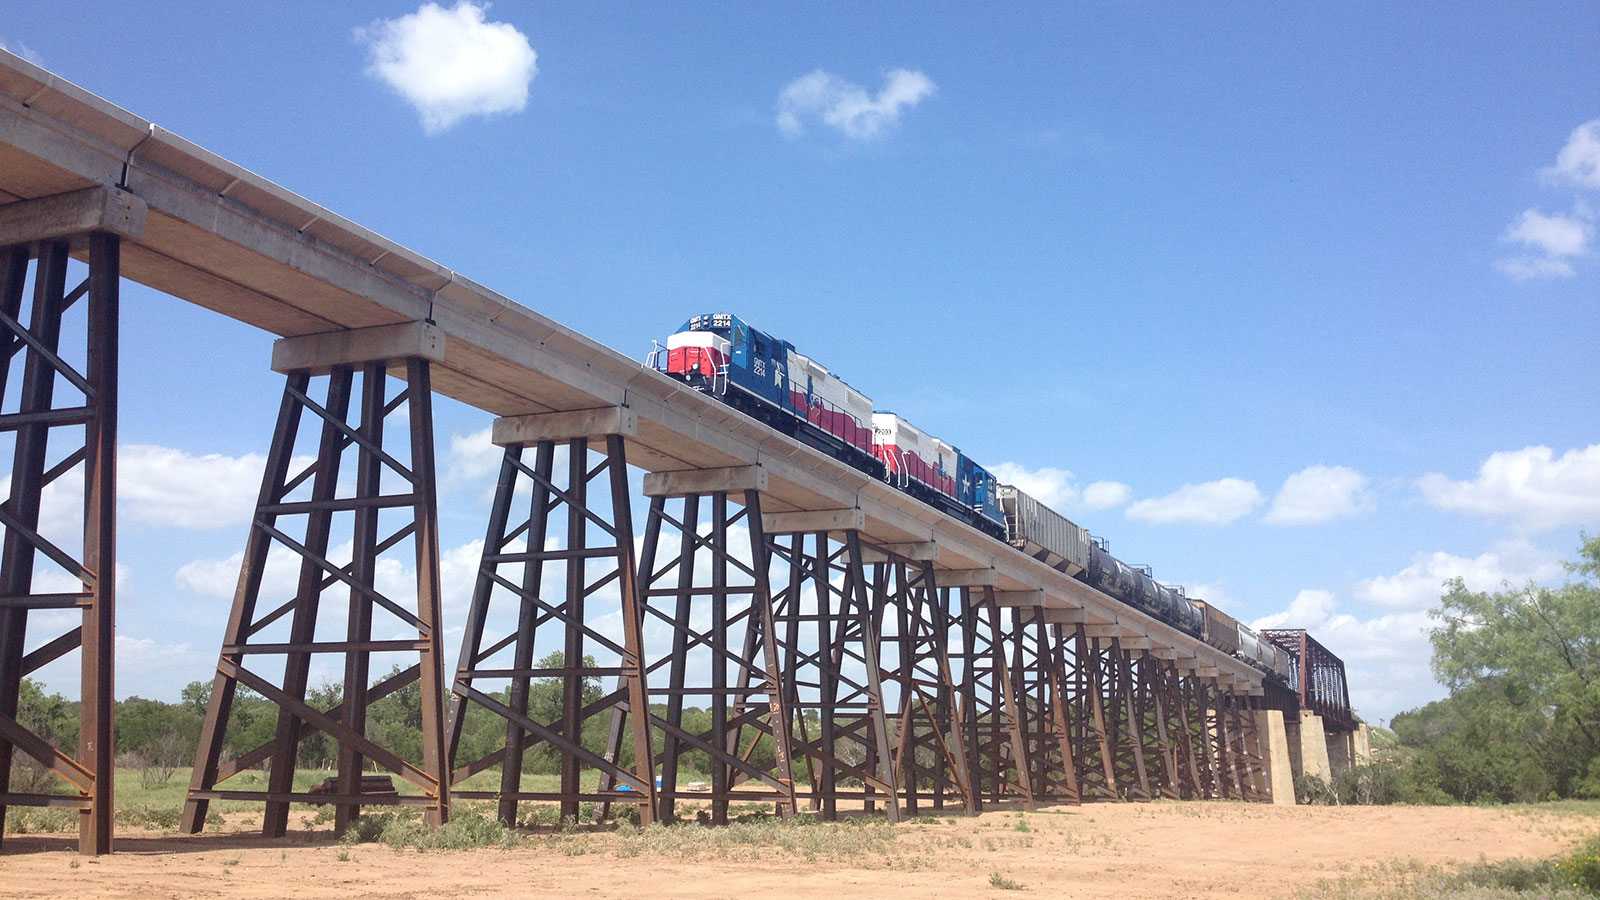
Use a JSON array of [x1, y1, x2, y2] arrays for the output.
[[1255, 709, 1295, 805]]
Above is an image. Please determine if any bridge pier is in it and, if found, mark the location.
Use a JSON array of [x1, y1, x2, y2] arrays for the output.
[[762, 526, 899, 822], [0, 194, 132, 855], [183, 327, 450, 835], [952, 591, 1036, 810], [446, 412, 657, 826], [865, 547, 973, 815], [631, 469, 797, 824]]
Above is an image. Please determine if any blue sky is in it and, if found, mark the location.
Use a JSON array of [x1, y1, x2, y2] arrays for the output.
[[2, 3, 1597, 724]]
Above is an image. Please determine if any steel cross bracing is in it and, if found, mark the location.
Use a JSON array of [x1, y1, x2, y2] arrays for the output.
[[181, 359, 449, 835], [762, 529, 900, 821], [866, 553, 973, 815], [0, 234, 118, 855], [445, 435, 657, 824], [952, 593, 1035, 810], [624, 488, 797, 824]]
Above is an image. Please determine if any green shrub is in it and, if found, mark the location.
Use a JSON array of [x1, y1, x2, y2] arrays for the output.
[[1556, 835, 1600, 893], [341, 810, 519, 851]]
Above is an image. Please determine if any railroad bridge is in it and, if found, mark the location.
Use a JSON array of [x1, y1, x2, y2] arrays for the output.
[[0, 50, 1364, 855]]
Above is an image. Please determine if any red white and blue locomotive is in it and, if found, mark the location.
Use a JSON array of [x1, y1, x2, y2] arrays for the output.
[[653, 313, 1291, 682]]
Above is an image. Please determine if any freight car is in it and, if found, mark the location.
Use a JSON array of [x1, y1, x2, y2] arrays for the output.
[[653, 313, 1287, 683]]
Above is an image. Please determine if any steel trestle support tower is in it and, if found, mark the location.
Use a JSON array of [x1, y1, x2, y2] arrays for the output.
[[0, 203, 126, 855], [183, 328, 450, 834]]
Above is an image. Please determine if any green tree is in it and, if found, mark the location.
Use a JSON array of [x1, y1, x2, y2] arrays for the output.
[[1423, 535, 1600, 799]]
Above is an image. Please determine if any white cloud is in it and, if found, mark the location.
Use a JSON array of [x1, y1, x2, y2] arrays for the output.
[[776, 69, 935, 140], [1501, 208, 1592, 258], [1495, 255, 1576, 279], [1125, 478, 1262, 525], [1082, 480, 1131, 510], [444, 425, 502, 491], [1250, 588, 1439, 724], [1353, 543, 1561, 610], [1417, 444, 1600, 532], [989, 462, 1079, 512], [1543, 118, 1600, 190], [357, 1, 538, 135], [120, 444, 272, 529], [1251, 588, 1337, 631], [1263, 464, 1373, 525]]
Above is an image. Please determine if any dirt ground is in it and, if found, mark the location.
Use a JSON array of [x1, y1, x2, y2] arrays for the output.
[[3, 801, 1598, 900]]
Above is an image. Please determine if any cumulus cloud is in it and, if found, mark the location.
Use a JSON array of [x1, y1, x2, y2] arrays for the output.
[[1125, 478, 1262, 526], [776, 68, 935, 140], [119, 444, 279, 529], [1495, 207, 1593, 279], [1502, 207, 1592, 256], [987, 464, 1131, 515], [1496, 118, 1600, 279], [1, 443, 274, 535], [1263, 464, 1373, 525], [445, 425, 502, 487], [1082, 481, 1131, 510], [988, 462, 1078, 511], [1354, 543, 1561, 610], [357, 1, 538, 135], [1243, 542, 1572, 722], [1250, 587, 1438, 723], [1543, 119, 1600, 190], [1496, 254, 1579, 280], [1417, 444, 1600, 532]]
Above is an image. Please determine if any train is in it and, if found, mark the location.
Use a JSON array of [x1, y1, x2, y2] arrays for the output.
[[652, 313, 1291, 682]]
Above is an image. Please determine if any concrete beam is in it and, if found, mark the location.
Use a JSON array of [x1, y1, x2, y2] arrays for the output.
[[1148, 647, 1179, 660], [761, 508, 865, 534], [1119, 636, 1152, 650], [492, 407, 637, 445], [1039, 607, 1089, 624], [992, 589, 1045, 607], [0, 185, 146, 245], [643, 465, 767, 497], [861, 541, 939, 563], [1081, 624, 1130, 640], [937, 568, 999, 588], [272, 321, 445, 375]]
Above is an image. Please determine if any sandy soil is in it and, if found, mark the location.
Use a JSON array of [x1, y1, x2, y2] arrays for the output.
[[3, 801, 1597, 900]]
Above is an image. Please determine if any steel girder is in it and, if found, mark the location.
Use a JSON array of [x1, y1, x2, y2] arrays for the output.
[[446, 435, 657, 825], [182, 359, 448, 834], [0, 235, 118, 855]]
